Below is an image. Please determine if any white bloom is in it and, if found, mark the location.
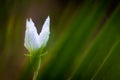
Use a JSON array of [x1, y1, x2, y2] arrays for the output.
[[24, 16, 50, 52]]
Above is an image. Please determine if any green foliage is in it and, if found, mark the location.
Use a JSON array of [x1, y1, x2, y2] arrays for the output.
[[37, 1, 120, 80]]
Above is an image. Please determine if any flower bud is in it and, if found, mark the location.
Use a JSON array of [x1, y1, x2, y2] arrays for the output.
[[24, 16, 50, 53]]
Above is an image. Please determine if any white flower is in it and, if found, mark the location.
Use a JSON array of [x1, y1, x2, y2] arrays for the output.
[[24, 16, 50, 53]]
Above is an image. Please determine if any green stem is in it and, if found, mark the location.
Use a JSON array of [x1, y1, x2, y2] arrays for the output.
[[32, 56, 41, 80], [31, 50, 43, 80], [33, 71, 38, 80]]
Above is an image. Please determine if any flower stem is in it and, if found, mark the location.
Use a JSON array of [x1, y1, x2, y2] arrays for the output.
[[33, 71, 38, 80], [32, 55, 41, 80]]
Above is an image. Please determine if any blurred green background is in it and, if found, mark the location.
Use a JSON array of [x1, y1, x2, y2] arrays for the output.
[[0, 0, 120, 80]]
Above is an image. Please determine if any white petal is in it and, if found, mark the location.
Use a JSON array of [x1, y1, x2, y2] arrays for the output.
[[24, 18, 39, 52], [38, 16, 50, 48], [40, 16, 50, 34]]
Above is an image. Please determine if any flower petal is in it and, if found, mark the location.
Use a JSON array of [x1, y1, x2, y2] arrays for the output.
[[24, 18, 39, 52], [38, 16, 50, 48]]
